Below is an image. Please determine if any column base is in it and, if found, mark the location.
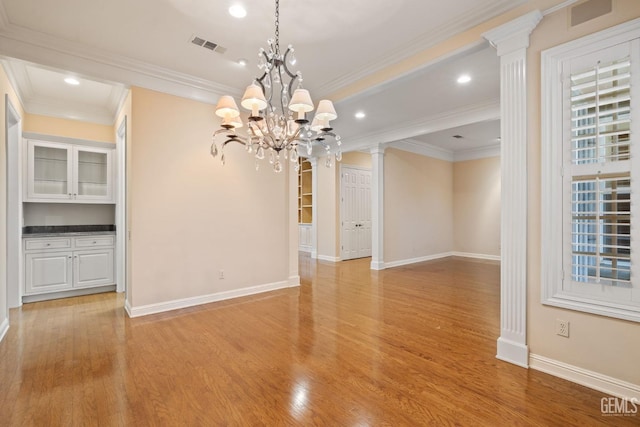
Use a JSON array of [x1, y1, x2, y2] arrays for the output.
[[496, 336, 529, 368], [370, 260, 386, 270]]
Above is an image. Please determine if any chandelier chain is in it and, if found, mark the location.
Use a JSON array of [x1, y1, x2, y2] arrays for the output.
[[274, 0, 280, 55]]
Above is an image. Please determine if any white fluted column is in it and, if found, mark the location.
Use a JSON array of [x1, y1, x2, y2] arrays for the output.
[[370, 145, 386, 270], [483, 10, 542, 368], [310, 157, 318, 259]]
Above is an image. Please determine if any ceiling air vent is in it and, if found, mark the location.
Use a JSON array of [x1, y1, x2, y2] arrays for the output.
[[452, 135, 464, 139], [190, 35, 226, 54]]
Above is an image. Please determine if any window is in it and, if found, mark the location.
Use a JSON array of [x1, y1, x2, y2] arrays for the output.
[[541, 21, 640, 322]]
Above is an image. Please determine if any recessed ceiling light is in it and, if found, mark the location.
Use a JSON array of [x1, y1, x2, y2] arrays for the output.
[[229, 4, 247, 18], [355, 111, 366, 119], [64, 77, 80, 86], [457, 74, 471, 84], [237, 58, 248, 66]]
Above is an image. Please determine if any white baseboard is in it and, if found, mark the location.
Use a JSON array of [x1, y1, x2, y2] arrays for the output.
[[317, 255, 341, 262], [496, 337, 529, 368], [124, 299, 133, 317], [452, 251, 501, 261], [311, 250, 317, 259], [127, 279, 298, 318], [22, 285, 116, 304], [298, 246, 311, 253], [384, 252, 453, 269], [0, 317, 9, 343], [288, 275, 300, 287], [530, 354, 640, 401]]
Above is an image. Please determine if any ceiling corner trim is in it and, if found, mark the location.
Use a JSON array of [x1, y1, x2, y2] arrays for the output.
[[343, 99, 500, 151], [0, 59, 27, 112], [453, 144, 501, 162], [391, 139, 455, 162]]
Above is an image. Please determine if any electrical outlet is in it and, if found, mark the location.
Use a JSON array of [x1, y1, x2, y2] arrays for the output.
[[556, 319, 570, 337], [219, 270, 224, 279]]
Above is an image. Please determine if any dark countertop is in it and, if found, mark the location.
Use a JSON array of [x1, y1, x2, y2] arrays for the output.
[[22, 225, 116, 238], [23, 231, 116, 238]]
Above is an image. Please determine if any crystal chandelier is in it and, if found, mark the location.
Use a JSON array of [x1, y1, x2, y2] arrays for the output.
[[210, 0, 342, 173]]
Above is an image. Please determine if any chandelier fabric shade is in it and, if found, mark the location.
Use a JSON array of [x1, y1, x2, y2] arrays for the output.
[[214, 96, 240, 119], [210, 0, 342, 173]]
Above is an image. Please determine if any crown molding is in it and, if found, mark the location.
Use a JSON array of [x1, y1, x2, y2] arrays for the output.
[[317, 0, 525, 98], [342, 99, 500, 152], [346, 138, 500, 163], [22, 98, 115, 126], [453, 143, 500, 161], [0, 14, 241, 107], [542, 0, 580, 16], [0, 59, 25, 109], [391, 139, 454, 162]]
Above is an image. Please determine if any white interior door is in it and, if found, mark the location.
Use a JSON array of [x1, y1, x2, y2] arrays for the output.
[[341, 167, 372, 260]]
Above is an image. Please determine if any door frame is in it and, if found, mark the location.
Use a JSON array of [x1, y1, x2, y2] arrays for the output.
[[6, 95, 22, 309], [340, 164, 372, 261], [115, 117, 127, 294]]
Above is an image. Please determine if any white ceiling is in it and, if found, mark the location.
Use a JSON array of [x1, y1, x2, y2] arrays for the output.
[[334, 43, 500, 149], [2, 58, 128, 125], [0, 0, 514, 151], [411, 119, 501, 151]]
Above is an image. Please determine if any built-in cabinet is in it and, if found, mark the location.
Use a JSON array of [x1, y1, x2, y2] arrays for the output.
[[24, 234, 115, 295], [298, 158, 313, 252], [25, 139, 114, 203], [298, 158, 312, 224]]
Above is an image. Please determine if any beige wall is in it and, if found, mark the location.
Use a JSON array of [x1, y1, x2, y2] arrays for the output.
[[384, 148, 453, 263], [0, 65, 24, 328], [453, 156, 500, 257], [527, 1, 640, 384], [341, 151, 372, 169], [23, 113, 114, 143], [128, 87, 290, 307]]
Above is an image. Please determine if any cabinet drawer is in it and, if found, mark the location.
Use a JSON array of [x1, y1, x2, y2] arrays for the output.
[[25, 238, 72, 251], [75, 236, 114, 248]]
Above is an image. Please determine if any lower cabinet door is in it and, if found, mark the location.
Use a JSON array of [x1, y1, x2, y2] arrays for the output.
[[74, 249, 114, 288], [25, 251, 73, 294]]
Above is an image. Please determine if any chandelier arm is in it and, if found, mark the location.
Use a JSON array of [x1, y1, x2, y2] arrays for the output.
[[262, 116, 277, 150], [222, 140, 242, 148], [213, 128, 230, 137]]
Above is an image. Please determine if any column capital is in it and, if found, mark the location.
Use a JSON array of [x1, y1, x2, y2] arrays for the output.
[[370, 144, 386, 156], [483, 10, 543, 56], [308, 157, 318, 168]]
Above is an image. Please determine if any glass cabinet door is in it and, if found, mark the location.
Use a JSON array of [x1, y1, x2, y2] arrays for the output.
[[29, 142, 72, 199], [75, 148, 110, 198]]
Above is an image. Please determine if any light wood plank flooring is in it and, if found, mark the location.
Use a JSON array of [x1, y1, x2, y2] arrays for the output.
[[0, 255, 634, 426]]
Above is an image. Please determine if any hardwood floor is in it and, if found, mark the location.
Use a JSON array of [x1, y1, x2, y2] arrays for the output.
[[0, 255, 634, 426]]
